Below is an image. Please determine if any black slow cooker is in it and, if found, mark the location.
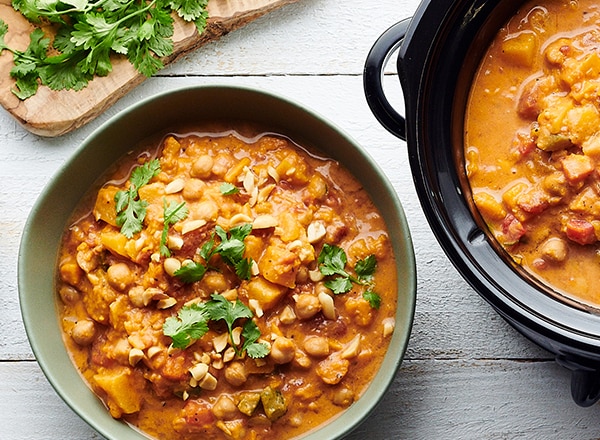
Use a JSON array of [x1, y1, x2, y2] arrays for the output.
[[363, 0, 600, 407]]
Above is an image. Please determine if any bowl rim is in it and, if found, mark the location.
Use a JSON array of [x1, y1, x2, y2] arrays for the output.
[[18, 84, 417, 439]]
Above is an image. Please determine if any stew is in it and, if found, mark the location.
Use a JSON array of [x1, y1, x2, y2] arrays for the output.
[[465, 0, 600, 308], [56, 125, 397, 439]]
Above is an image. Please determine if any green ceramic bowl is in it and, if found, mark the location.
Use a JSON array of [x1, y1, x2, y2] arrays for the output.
[[18, 85, 416, 440]]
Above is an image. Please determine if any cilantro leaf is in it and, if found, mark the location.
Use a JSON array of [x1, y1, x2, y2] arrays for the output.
[[162, 294, 269, 358], [163, 303, 209, 349], [213, 224, 253, 280], [173, 223, 252, 284], [318, 244, 350, 278], [0, 20, 9, 52], [206, 293, 253, 325], [199, 235, 216, 261], [363, 291, 382, 309], [206, 293, 260, 357], [115, 159, 160, 238], [242, 320, 270, 359], [355, 255, 377, 282], [325, 276, 353, 294], [173, 261, 207, 284], [160, 198, 189, 257], [220, 182, 240, 195], [130, 158, 161, 189], [318, 244, 378, 295]]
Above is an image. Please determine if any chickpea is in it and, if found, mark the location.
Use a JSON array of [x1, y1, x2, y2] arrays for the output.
[[182, 178, 206, 201], [71, 319, 96, 346], [303, 336, 330, 358], [224, 361, 248, 387], [294, 294, 321, 320], [541, 237, 568, 262], [211, 395, 239, 420], [128, 285, 146, 307], [58, 284, 80, 304], [295, 266, 309, 284], [192, 200, 219, 222], [191, 154, 214, 179], [106, 262, 134, 291], [332, 387, 354, 407], [211, 153, 234, 177], [270, 336, 296, 364], [202, 272, 229, 292]]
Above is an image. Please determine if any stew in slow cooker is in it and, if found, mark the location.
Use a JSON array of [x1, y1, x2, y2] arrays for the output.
[[465, 0, 600, 308]]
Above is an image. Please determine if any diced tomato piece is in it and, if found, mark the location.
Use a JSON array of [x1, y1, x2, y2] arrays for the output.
[[565, 218, 596, 245], [561, 154, 594, 184], [517, 82, 542, 120], [501, 214, 526, 244], [517, 190, 548, 214], [160, 352, 191, 381], [512, 131, 537, 157], [174, 400, 216, 434]]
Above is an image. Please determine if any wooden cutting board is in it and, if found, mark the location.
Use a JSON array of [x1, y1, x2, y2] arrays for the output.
[[0, 0, 298, 137]]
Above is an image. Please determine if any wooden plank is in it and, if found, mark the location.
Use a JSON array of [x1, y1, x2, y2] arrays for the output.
[[0, 0, 299, 137], [0, 359, 595, 439]]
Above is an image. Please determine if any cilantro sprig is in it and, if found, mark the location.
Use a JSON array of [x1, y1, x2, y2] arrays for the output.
[[174, 223, 253, 282], [114, 159, 160, 238], [317, 244, 381, 308], [160, 198, 189, 257], [0, 0, 209, 99], [163, 302, 209, 349], [163, 293, 269, 358], [205, 294, 270, 358]]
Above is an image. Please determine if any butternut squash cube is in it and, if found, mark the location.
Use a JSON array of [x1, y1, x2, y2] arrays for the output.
[[501, 32, 537, 68], [93, 367, 143, 418], [561, 154, 594, 184], [258, 245, 300, 288], [100, 230, 129, 258], [94, 185, 119, 226], [565, 104, 600, 145], [246, 276, 288, 311], [278, 212, 302, 242], [473, 192, 507, 221]]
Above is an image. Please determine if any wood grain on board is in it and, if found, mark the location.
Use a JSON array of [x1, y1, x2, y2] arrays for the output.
[[0, 0, 298, 137]]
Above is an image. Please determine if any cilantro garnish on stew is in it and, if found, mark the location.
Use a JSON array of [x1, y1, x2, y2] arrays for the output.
[[159, 198, 189, 257], [317, 244, 381, 308], [174, 223, 254, 282], [114, 158, 160, 238], [163, 293, 269, 358]]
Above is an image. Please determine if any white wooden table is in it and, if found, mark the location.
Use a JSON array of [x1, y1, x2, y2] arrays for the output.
[[2, 0, 599, 438]]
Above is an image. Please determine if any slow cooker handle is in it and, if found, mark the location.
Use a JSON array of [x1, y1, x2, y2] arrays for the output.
[[556, 355, 600, 407], [363, 19, 412, 141]]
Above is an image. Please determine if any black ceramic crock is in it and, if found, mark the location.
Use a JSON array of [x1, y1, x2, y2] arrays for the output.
[[364, 0, 600, 407]]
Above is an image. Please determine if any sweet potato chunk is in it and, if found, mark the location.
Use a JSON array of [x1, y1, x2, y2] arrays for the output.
[[94, 185, 119, 226], [501, 32, 537, 67], [258, 245, 300, 288], [561, 154, 594, 184], [246, 276, 288, 311], [93, 367, 143, 418]]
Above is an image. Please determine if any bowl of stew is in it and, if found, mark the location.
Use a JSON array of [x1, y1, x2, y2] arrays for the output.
[[364, 0, 600, 406], [19, 85, 416, 439]]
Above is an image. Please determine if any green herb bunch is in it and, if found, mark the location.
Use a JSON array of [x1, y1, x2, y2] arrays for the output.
[[0, 0, 209, 99]]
